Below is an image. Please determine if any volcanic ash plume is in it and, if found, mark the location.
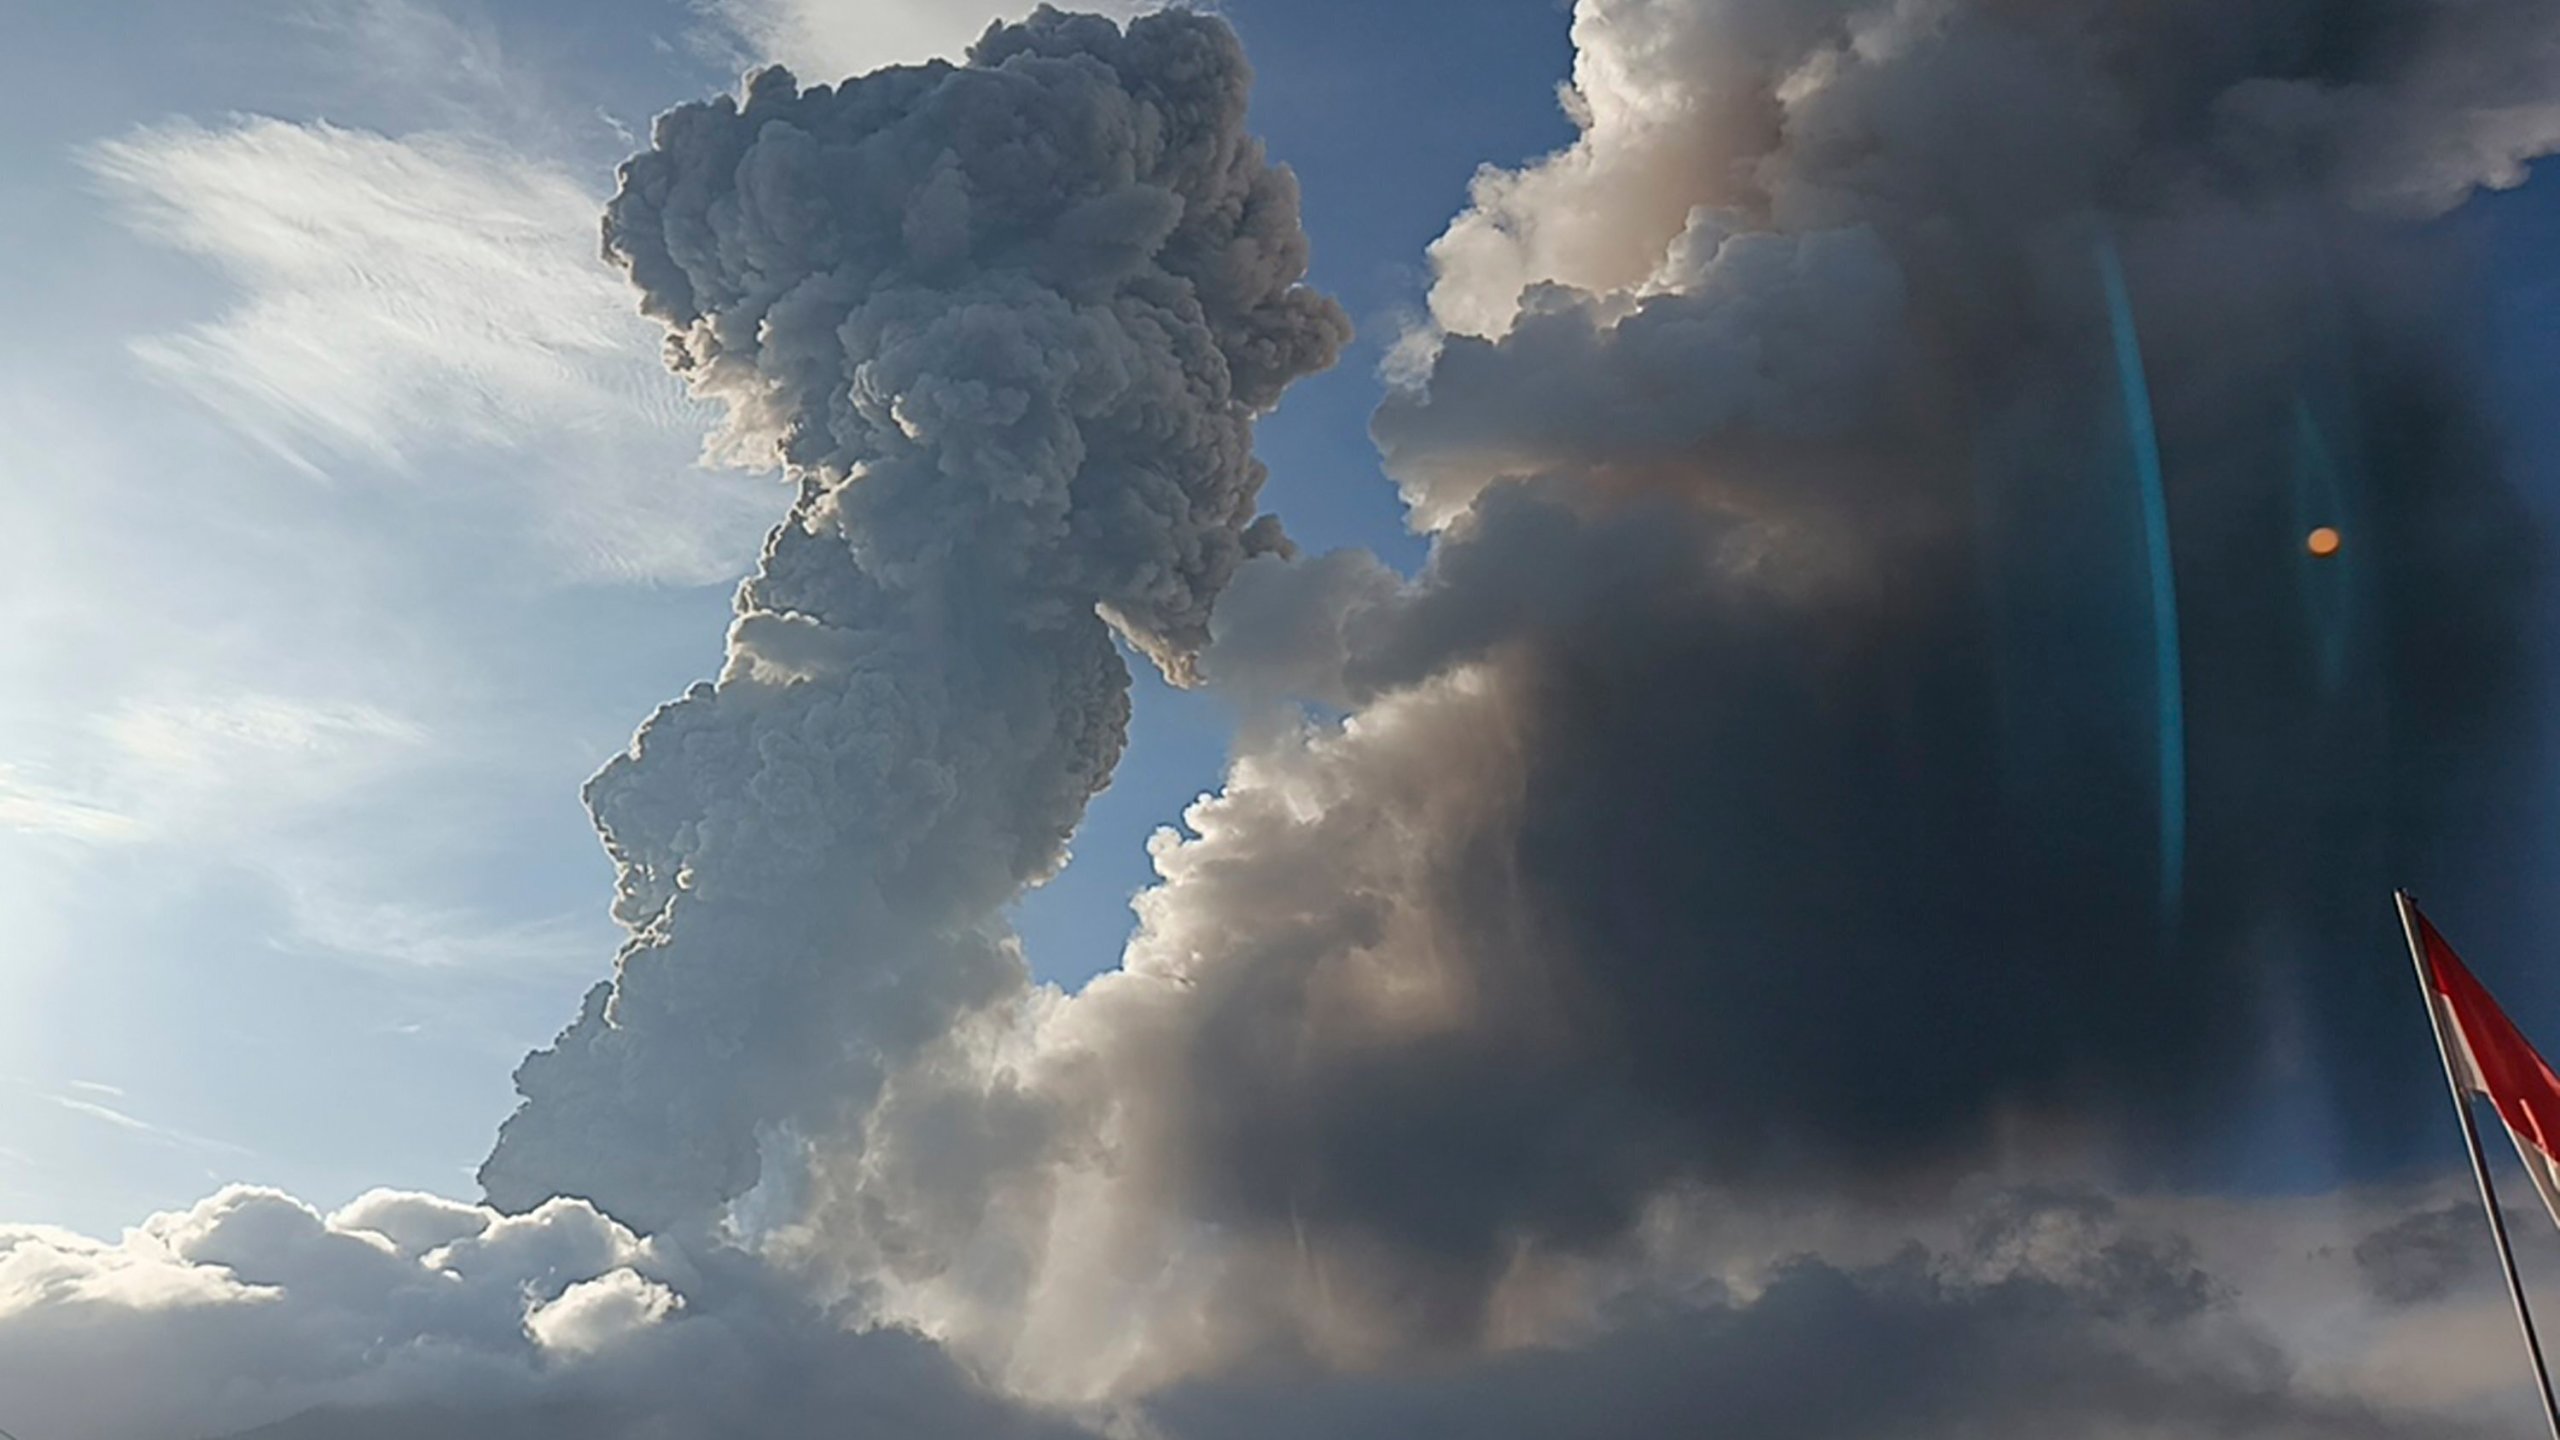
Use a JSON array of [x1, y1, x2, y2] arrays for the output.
[[478, 7, 1347, 1234], [784, 0, 2557, 1402]]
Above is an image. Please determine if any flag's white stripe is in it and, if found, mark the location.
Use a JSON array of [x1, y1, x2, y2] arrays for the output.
[[2437, 991, 2560, 1234], [2506, 1126, 2560, 1236], [2439, 991, 2492, 1092]]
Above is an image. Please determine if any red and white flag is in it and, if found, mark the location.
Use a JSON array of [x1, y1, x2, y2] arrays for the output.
[[2412, 904, 2560, 1231]]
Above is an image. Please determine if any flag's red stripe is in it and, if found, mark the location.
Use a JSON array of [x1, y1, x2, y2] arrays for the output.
[[2421, 911, 2560, 1167]]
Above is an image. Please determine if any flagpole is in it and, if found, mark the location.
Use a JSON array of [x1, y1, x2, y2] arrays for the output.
[[2398, 890, 2560, 1440]]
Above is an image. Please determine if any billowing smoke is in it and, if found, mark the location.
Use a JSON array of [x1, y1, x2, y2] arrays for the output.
[[15, 4, 2560, 1437], [1147, 1185, 2519, 1440], [477, 6, 1348, 1233], [778, 0, 2555, 1396]]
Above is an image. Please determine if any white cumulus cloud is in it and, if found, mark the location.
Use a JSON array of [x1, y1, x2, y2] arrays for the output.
[[710, 0, 1163, 80]]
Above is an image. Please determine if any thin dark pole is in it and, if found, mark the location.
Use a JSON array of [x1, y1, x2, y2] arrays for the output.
[[2399, 890, 2560, 1440]]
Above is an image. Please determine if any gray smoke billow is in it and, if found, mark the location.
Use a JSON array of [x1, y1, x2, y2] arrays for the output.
[[772, 0, 2560, 1394], [476, 6, 1348, 1234], [1340, 0, 2553, 1202], [1150, 1191, 2471, 1440]]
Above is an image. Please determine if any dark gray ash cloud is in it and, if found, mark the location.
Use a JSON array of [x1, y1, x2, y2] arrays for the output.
[[798, 0, 2556, 1385], [2354, 1200, 2499, 1306], [1152, 1190, 2484, 1440], [1221, 0, 2549, 1251], [477, 5, 1347, 1234]]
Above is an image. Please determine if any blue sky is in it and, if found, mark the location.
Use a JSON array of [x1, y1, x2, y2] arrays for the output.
[[0, 0, 1578, 1237], [3, 0, 2558, 1246]]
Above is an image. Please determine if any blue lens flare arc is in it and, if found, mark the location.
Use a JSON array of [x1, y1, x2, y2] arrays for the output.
[[2098, 234, 2188, 933]]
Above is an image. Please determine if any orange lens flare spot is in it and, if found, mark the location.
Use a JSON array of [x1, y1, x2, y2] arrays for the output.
[[2306, 526, 2343, 558]]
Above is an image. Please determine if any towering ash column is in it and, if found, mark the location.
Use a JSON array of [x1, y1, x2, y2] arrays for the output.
[[481, 8, 1348, 1233]]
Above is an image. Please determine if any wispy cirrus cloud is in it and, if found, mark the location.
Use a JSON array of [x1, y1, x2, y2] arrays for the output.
[[87, 119, 667, 468], [0, 765, 141, 844], [271, 885, 601, 976], [83, 116, 768, 584], [5, 691, 431, 849], [1, 687, 588, 981], [101, 693, 425, 791], [40, 1092, 252, 1160]]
